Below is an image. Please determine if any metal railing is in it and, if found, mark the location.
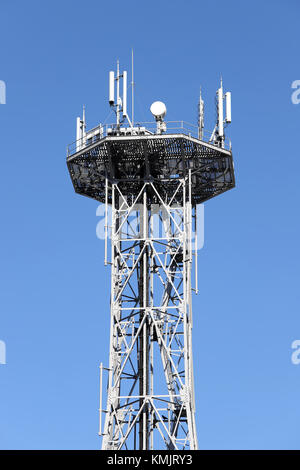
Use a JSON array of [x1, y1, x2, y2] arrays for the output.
[[67, 120, 231, 157]]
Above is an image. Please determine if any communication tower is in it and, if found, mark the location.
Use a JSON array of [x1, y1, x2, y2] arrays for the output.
[[66, 59, 235, 450]]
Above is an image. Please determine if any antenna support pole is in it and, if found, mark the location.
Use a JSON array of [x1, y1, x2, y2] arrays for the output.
[[131, 49, 134, 127]]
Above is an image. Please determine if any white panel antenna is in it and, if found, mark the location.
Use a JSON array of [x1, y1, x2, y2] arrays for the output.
[[209, 78, 232, 147], [225, 91, 231, 123], [76, 117, 81, 151], [217, 82, 224, 138], [109, 71, 115, 105], [109, 62, 132, 127], [75, 106, 86, 152]]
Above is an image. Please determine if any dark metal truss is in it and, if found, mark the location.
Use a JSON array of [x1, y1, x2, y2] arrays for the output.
[[67, 134, 235, 205]]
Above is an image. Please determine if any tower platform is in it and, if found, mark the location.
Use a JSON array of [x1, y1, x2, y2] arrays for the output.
[[67, 127, 235, 205]]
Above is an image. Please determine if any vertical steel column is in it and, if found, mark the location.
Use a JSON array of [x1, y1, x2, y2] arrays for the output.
[[101, 178, 198, 450]]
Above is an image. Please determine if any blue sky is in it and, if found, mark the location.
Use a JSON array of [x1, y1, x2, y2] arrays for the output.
[[0, 0, 299, 449]]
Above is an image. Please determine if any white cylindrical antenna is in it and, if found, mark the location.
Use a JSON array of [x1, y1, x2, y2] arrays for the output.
[[200, 98, 204, 126], [123, 70, 127, 118], [225, 91, 231, 123], [198, 88, 204, 140], [217, 86, 224, 138], [109, 71, 115, 105]]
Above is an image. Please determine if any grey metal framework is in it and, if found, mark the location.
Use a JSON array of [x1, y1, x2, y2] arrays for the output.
[[67, 133, 234, 206], [67, 132, 235, 450]]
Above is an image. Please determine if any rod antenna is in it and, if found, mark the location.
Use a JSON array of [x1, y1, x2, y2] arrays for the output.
[[82, 104, 86, 131], [116, 60, 120, 126], [131, 49, 134, 127]]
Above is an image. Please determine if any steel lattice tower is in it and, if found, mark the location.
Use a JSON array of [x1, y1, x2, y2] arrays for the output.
[[66, 64, 235, 450]]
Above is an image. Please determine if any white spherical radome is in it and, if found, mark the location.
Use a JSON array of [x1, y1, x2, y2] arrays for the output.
[[150, 101, 167, 120]]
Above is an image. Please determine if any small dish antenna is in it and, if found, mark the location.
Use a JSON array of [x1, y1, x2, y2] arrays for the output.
[[150, 101, 167, 121], [150, 101, 167, 134]]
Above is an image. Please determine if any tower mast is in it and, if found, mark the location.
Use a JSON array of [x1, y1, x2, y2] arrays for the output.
[[66, 60, 235, 450]]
